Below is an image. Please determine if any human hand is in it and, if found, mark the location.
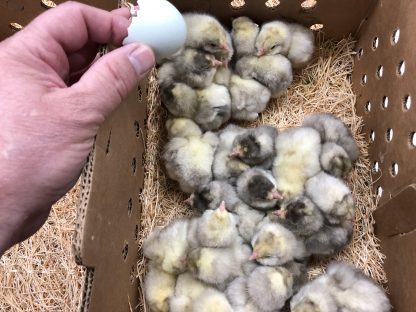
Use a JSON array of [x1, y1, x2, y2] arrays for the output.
[[0, 1, 155, 255]]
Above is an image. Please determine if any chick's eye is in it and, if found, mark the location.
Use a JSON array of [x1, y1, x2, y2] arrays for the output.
[[271, 44, 280, 50]]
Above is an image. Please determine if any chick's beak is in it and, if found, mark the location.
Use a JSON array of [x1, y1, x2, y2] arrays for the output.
[[271, 190, 283, 200], [212, 58, 224, 67], [273, 209, 287, 219], [218, 200, 226, 212], [256, 47, 265, 57], [184, 195, 194, 206], [249, 251, 259, 261], [230, 148, 242, 157]]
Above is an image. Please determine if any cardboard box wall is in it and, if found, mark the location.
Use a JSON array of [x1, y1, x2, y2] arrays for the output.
[[1, 0, 415, 311]]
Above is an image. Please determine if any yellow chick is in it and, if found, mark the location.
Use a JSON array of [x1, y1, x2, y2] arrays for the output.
[[191, 288, 233, 312], [231, 16, 259, 58], [144, 263, 176, 312]]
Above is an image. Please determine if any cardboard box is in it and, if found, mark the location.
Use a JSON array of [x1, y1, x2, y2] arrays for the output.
[[2, 0, 415, 311]]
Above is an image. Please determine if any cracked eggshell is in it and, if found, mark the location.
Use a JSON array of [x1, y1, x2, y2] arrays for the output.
[[123, 0, 187, 62]]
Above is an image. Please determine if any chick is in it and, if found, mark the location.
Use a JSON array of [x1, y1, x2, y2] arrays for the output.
[[236, 167, 283, 210], [283, 260, 309, 292], [235, 54, 293, 97], [277, 196, 324, 237], [172, 48, 221, 88], [184, 13, 232, 62], [191, 288, 233, 312], [248, 266, 294, 312], [166, 117, 202, 139], [229, 74, 271, 121], [290, 277, 338, 312], [250, 221, 306, 266], [302, 113, 359, 162], [162, 130, 218, 193], [234, 202, 266, 243], [230, 125, 277, 168], [143, 219, 190, 274], [188, 240, 251, 286], [194, 83, 231, 131], [213, 124, 250, 183], [272, 127, 322, 197], [325, 261, 391, 312], [187, 180, 241, 213], [305, 171, 354, 224], [320, 142, 352, 178], [231, 16, 259, 58], [255, 21, 314, 68], [144, 263, 176, 312], [225, 276, 252, 310], [197, 201, 239, 247], [170, 272, 209, 312], [214, 66, 232, 87]]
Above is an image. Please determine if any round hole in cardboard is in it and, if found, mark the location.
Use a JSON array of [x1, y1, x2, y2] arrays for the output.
[[376, 65, 383, 79], [382, 96, 389, 109], [230, 0, 245, 8], [9, 22, 23, 31], [377, 186, 383, 197], [361, 74, 367, 85], [403, 95, 412, 110], [373, 160, 380, 173], [128, 198, 132, 217], [372, 36, 379, 50], [370, 130, 375, 142], [134, 121, 140, 139], [365, 101, 371, 112], [357, 48, 364, 59], [105, 130, 112, 155], [391, 29, 400, 45], [122, 241, 129, 261], [301, 0, 317, 10], [134, 224, 139, 241], [397, 60, 405, 76], [265, 0, 280, 9], [386, 128, 393, 142], [40, 0, 56, 9], [391, 162, 399, 177], [132, 157, 137, 175], [410, 132, 416, 148], [310, 23, 323, 31]]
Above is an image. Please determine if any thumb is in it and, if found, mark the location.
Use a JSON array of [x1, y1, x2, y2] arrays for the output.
[[71, 43, 154, 119]]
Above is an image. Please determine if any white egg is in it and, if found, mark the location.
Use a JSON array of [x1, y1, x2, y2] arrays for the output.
[[123, 0, 187, 61]]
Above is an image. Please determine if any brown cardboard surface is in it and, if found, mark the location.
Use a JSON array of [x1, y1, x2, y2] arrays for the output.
[[374, 185, 416, 312], [352, 0, 416, 206], [0, 0, 116, 41], [170, 0, 376, 40], [74, 78, 148, 312]]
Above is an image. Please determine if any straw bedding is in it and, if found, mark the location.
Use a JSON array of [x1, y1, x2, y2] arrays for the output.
[[0, 36, 387, 311]]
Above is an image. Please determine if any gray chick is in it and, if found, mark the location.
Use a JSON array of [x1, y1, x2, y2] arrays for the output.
[[320, 142, 352, 178], [184, 13, 233, 63], [187, 180, 241, 213], [231, 16, 260, 58], [230, 125, 278, 168], [303, 113, 359, 162], [236, 167, 283, 210], [235, 54, 293, 97], [193, 83, 231, 131], [234, 202, 266, 243], [213, 124, 251, 184], [229, 74, 271, 121], [166, 117, 202, 139], [305, 171, 354, 224], [162, 121, 219, 193]]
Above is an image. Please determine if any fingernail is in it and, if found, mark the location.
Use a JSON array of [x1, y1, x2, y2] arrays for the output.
[[128, 45, 155, 76]]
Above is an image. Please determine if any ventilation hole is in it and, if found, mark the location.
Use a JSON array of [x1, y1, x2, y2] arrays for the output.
[[134, 224, 139, 241], [386, 128, 393, 142], [9, 22, 23, 31], [98, 44, 108, 56], [391, 29, 400, 45], [365, 101, 371, 112], [138, 188, 143, 203], [40, 0, 56, 8], [265, 0, 280, 8], [370, 130, 375, 142], [382, 96, 389, 109], [105, 130, 112, 154], [391, 162, 399, 177], [310, 23, 323, 31], [376, 65, 384, 79], [372, 37, 379, 50], [410, 132, 416, 148], [397, 60, 405, 76], [403, 95, 412, 110], [134, 121, 140, 139], [377, 186, 383, 198], [373, 161, 380, 173], [122, 241, 129, 261], [128, 198, 132, 217], [357, 48, 364, 60], [138, 86, 143, 101], [230, 0, 245, 8], [130, 265, 135, 284], [301, 0, 317, 10], [132, 157, 137, 175], [146, 86, 149, 95], [361, 74, 368, 85]]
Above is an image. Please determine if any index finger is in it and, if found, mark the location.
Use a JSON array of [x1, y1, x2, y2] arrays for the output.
[[23, 1, 131, 53]]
